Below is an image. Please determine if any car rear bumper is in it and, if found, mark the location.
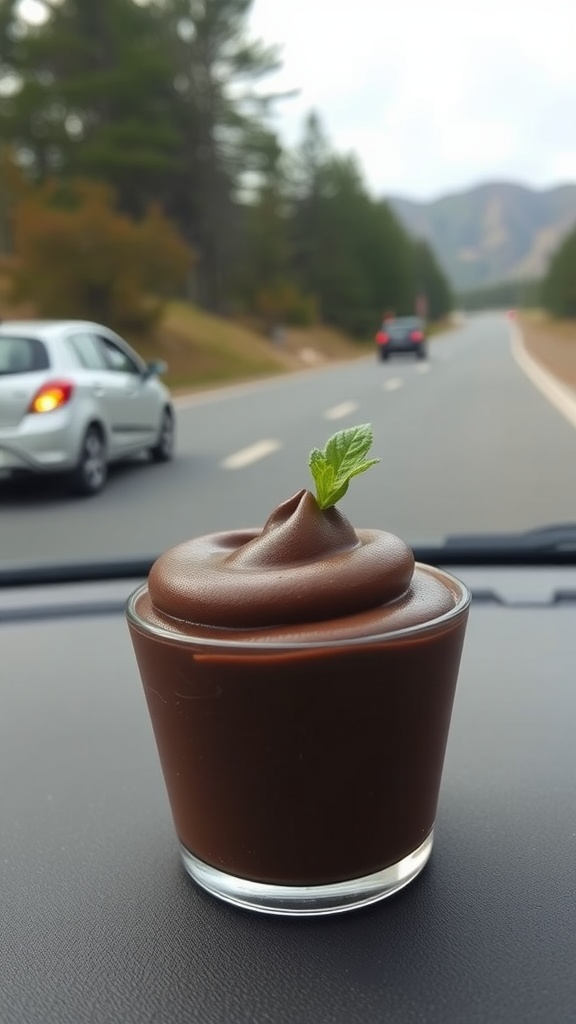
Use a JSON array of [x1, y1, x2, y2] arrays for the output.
[[377, 342, 425, 354], [0, 443, 76, 475], [0, 412, 80, 474]]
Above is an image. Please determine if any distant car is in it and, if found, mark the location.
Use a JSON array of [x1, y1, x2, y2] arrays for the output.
[[0, 320, 175, 496], [375, 317, 427, 361]]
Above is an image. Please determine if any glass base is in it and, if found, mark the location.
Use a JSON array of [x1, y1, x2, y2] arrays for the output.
[[179, 830, 434, 917]]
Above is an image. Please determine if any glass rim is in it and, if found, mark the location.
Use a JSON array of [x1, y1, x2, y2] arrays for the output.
[[125, 563, 471, 651]]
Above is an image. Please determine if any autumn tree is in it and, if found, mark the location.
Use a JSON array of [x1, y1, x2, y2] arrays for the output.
[[10, 179, 192, 333]]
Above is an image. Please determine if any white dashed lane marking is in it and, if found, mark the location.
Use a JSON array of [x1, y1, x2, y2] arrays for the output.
[[324, 400, 359, 420], [221, 439, 281, 469], [383, 377, 403, 391]]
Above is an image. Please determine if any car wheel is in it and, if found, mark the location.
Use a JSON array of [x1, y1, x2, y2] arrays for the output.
[[379, 351, 389, 362], [70, 426, 107, 497], [150, 407, 175, 463], [417, 347, 427, 360]]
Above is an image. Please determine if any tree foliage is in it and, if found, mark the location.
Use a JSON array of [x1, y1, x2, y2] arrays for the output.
[[286, 116, 424, 336], [10, 179, 192, 332], [0, 146, 30, 254], [412, 239, 452, 321], [542, 229, 576, 318], [0, 1, 452, 335]]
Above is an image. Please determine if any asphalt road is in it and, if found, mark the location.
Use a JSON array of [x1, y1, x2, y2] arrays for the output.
[[2, 312, 576, 567]]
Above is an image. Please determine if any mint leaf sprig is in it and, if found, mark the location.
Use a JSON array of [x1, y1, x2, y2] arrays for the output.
[[309, 423, 380, 510]]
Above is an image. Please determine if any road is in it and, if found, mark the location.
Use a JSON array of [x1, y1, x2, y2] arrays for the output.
[[2, 312, 576, 567]]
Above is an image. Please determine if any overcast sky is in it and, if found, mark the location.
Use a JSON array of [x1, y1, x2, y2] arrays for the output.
[[249, 0, 576, 201]]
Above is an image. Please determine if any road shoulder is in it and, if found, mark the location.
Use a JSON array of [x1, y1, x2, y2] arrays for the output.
[[519, 314, 576, 393], [511, 318, 576, 430]]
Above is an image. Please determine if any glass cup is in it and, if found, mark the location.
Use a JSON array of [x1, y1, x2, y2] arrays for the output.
[[126, 565, 470, 916]]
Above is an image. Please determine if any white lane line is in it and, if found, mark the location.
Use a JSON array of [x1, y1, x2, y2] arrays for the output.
[[324, 400, 359, 420], [509, 324, 576, 430], [221, 439, 281, 469], [415, 363, 431, 374], [383, 377, 403, 391]]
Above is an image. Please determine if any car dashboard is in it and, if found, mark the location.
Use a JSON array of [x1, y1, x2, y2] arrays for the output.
[[1, 564, 576, 1024]]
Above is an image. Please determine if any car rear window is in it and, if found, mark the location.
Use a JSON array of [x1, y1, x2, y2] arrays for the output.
[[383, 319, 423, 335], [0, 336, 50, 375]]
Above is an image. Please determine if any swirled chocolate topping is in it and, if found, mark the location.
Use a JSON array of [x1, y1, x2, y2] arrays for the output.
[[148, 489, 429, 631]]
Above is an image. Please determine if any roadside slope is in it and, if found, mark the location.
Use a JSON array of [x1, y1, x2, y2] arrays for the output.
[[153, 303, 369, 391]]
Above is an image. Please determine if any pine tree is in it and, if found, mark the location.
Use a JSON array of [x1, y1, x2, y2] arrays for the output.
[[156, 0, 283, 310], [412, 238, 452, 322], [289, 114, 417, 336], [542, 229, 576, 318], [0, 0, 178, 211]]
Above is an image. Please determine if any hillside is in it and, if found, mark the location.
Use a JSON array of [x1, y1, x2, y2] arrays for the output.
[[387, 182, 576, 291]]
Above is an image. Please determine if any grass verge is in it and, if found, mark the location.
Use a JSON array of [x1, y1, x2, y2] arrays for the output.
[[118, 303, 371, 392]]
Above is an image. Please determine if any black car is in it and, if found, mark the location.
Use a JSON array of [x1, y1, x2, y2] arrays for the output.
[[375, 316, 427, 360]]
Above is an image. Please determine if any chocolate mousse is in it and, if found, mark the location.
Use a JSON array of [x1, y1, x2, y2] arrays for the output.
[[144, 488, 449, 639], [128, 475, 469, 888]]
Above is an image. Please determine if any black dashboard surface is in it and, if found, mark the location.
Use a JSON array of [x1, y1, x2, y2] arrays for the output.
[[2, 570, 576, 1024]]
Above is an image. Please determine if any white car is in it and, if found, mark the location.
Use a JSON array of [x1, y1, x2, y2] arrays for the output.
[[0, 320, 175, 496]]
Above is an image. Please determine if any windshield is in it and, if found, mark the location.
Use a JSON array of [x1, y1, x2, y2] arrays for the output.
[[1, 0, 576, 570]]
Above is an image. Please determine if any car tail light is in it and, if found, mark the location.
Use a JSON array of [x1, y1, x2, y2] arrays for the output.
[[376, 331, 389, 344], [410, 330, 424, 341], [28, 380, 75, 414]]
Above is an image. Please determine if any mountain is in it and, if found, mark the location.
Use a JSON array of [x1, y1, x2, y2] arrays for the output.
[[387, 182, 576, 292]]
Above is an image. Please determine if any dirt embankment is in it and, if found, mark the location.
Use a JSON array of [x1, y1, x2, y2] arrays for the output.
[[519, 312, 576, 393]]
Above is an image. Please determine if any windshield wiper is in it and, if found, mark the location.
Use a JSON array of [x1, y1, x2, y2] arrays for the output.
[[2, 526, 576, 589], [0, 558, 157, 588], [415, 525, 576, 565]]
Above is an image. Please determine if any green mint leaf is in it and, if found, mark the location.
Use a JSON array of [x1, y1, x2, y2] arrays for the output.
[[308, 424, 380, 509]]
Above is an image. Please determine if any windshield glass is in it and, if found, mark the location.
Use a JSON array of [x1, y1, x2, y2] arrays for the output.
[[1, 0, 576, 569]]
